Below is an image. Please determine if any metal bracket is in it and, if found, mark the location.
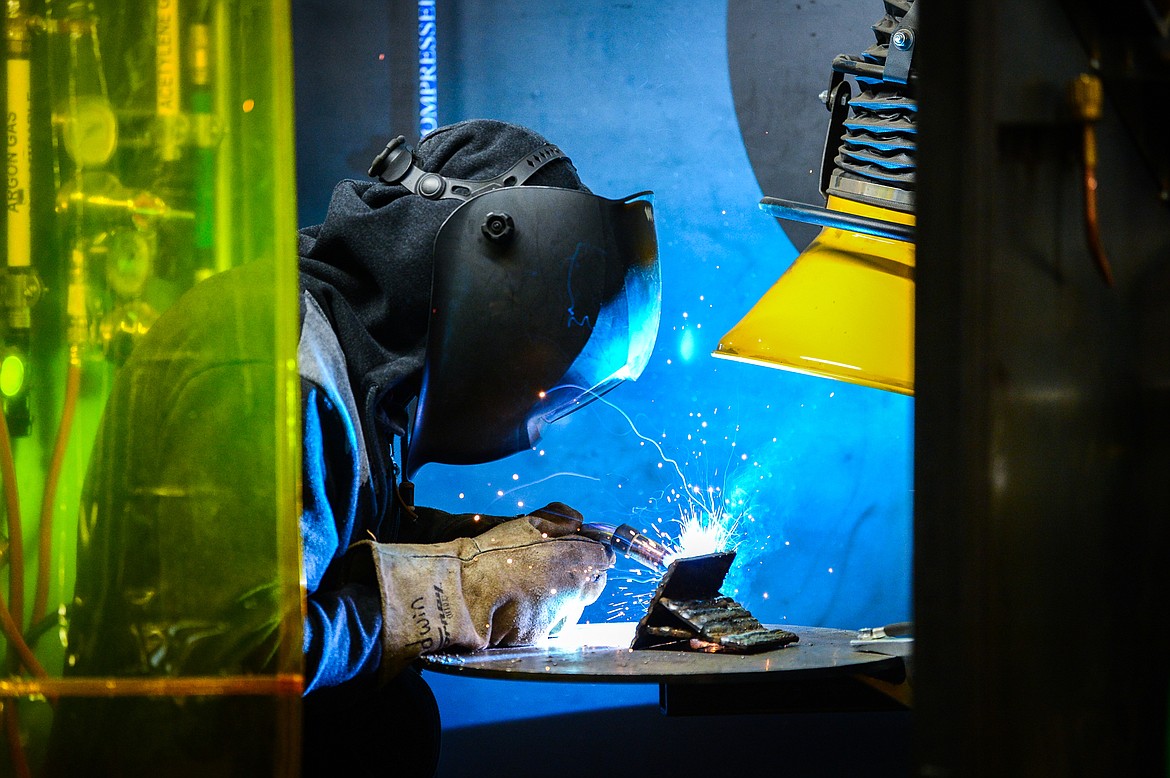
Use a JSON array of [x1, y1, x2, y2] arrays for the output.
[[883, 1, 920, 85], [820, 71, 853, 198], [760, 196, 915, 242]]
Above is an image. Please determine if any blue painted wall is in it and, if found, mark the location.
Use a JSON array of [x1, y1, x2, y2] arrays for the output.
[[294, 0, 912, 735]]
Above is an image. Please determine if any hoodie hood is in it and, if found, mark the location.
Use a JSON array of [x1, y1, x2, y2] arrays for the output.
[[299, 119, 587, 411], [297, 120, 589, 522]]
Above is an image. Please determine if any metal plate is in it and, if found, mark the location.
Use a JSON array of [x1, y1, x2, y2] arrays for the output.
[[419, 623, 902, 684]]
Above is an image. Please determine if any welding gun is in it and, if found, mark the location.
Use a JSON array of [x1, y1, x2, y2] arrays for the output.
[[580, 523, 671, 572]]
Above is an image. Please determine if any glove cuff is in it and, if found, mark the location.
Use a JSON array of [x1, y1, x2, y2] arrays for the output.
[[355, 539, 487, 678]]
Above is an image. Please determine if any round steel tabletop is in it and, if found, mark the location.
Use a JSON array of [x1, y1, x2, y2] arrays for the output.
[[419, 623, 903, 684]]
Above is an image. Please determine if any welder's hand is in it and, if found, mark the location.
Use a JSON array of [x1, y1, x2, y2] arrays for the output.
[[402, 501, 585, 543], [356, 517, 611, 678]]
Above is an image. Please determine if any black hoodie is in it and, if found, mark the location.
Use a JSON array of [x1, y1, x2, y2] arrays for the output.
[[297, 119, 587, 536], [296, 119, 588, 691]]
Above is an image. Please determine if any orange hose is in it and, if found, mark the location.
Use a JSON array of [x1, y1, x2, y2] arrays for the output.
[[0, 406, 26, 640], [33, 358, 82, 626], [0, 588, 45, 678], [1081, 124, 1114, 287], [1, 400, 54, 778], [0, 673, 303, 698], [3, 702, 32, 778]]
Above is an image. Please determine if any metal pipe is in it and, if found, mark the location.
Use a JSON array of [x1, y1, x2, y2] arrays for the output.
[[760, 196, 916, 242]]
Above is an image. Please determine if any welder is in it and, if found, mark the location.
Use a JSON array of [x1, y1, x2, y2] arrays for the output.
[[46, 119, 661, 777], [297, 118, 660, 774]]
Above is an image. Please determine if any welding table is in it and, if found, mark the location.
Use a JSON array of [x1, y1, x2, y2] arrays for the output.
[[420, 623, 911, 715]]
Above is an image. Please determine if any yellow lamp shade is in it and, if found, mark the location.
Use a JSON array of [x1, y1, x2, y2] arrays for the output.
[[713, 196, 915, 395]]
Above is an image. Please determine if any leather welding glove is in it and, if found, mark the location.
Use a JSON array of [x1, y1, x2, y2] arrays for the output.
[[400, 501, 586, 543], [354, 515, 612, 679]]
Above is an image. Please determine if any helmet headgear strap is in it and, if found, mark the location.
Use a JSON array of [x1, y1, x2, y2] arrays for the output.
[[368, 136, 570, 202]]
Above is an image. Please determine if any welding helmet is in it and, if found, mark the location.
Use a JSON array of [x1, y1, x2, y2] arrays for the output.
[[367, 135, 661, 475]]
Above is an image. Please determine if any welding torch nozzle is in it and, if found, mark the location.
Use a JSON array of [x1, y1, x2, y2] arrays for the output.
[[580, 523, 670, 572]]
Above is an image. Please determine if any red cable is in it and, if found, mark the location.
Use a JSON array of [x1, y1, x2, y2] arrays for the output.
[[1082, 124, 1114, 287], [33, 359, 82, 626], [3, 703, 31, 778], [0, 585, 47, 678], [0, 406, 26, 640], [0, 404, 35, 778]]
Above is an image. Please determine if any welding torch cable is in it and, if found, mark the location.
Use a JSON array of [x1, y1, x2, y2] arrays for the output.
[[33, 357, 83, 625]]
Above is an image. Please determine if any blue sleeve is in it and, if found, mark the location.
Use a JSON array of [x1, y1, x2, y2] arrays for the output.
[[300, 384, 384, 694], [303, 584, 383, 694]]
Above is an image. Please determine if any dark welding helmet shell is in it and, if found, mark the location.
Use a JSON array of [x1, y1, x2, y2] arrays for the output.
[[406, 185, 659, 475]]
